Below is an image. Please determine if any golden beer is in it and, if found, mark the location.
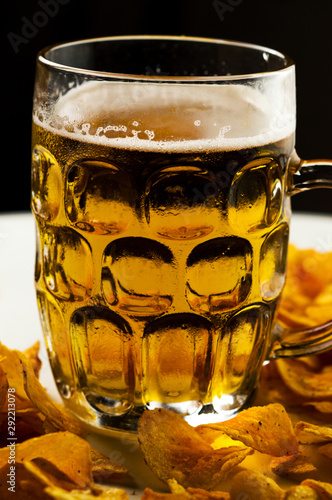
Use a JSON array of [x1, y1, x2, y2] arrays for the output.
[[31, 79, 294, 431]]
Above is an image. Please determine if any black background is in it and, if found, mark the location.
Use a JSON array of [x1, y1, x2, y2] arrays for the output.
[[3, 0, 332, 214]]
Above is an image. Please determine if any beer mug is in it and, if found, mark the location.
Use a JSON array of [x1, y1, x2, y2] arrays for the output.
[[31, 36, 332, 434]]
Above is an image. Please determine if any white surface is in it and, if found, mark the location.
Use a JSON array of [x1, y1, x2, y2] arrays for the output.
[[0, 210, 331, 494]]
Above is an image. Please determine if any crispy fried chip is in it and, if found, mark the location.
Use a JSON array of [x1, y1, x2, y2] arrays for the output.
[[270, 453, 317, 477], [0, 431, 92, 488], [17, 351, 85, 436], [24, 459, 81, 491], [294, 422, 332, 444], [142, 488, 191, 500], [0, 342, 35, 407], [45, 485, 129, 499], [89, 448, 130, 483], [196, 403, 299, 457], [276, 358, 332, 401], [284, 484, 321, 499], [257, 360, 307, 409], [229, 470, 285, 500], [0, 364, 8, 411], [0, 408, 49, 447], [19, 444, 132, 498], [0, 342, 85, 436], [141, 479, 231, 500], [318, 442, 332, 460], [301, 479, 332, 499], [277, 246, 332, 348], [185, 488, 230, 500], [167, 478, 191, 495], [303, 401, 332, 414], [23, 341, 42, 377], [142, 486, 230, 500], [137, 408, 252, 490], [167, 478, 230, 499], [278, 246, 332, 328], [0, 462, 50, 500]]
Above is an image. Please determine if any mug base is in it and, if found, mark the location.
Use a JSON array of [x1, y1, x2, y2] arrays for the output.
[[62, 388, 258, 437]]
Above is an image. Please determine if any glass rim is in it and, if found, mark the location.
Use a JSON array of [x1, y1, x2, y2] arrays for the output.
[[37, 34, 295, 82]]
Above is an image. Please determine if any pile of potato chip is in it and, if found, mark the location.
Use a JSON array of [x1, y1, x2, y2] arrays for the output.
[[258, 245, 332, 415], [278, 245, 332, 329], [138, 405, 332, 499], [0, 244, 331, 499], [0, 341, 132, 499]]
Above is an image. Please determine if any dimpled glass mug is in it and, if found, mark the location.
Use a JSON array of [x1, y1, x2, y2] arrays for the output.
[[31, 35, 332, 435]]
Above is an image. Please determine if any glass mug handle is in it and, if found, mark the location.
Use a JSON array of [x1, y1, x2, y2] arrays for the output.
[[270, 154, 332, 359]]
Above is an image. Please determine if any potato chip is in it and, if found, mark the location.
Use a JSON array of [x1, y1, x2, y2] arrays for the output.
[[318, 442, 332, 460], [0, 342, 34, 406], [305, 305, 332, 325], [142, 488, 190, 500], [256, 360, 307, 409], [229, 470, 285, 500], [301, 479, 332, 499], [277, 245, 332, 329], [137, 408, 252, 490], [17, 351, 85, 436], [89, 448, 130, 484], [0, 431, 93, 488], [0, 342, 84, 436], [284, 484, 321, 499], [303, 402, 332, 414], [185, 487, 230, 499], [294, 422, 332, 444], [277, 311, 318, 330], [0, 462, 50, 500], [19, 445, 131, 498], [168, 478, 230, 499], [25, 460, 111, 499], [0, 410, 46, 447], [24, 458, 80, 491], [281, 246, 332, 300], [167, 478, 190, 494], [141, 480, 231, 500], [0, 364, 8, 411], [196, 403, 299, 457], [45, 484, 129, 499], [270, 452, 317, 477], [276, 358, 332, 401], [23, 341, 42, 377], [141, 488, 230, 500]]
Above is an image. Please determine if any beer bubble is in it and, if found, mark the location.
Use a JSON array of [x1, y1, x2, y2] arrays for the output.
[[81, 123, 90, 135], [145, 130, 155, 140]]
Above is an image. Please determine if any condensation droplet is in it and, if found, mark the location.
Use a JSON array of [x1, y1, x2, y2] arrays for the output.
[[57, 381, 73, 399]]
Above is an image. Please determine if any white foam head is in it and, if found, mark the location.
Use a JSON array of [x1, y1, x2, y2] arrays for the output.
[[34, 79, 296, 152]]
